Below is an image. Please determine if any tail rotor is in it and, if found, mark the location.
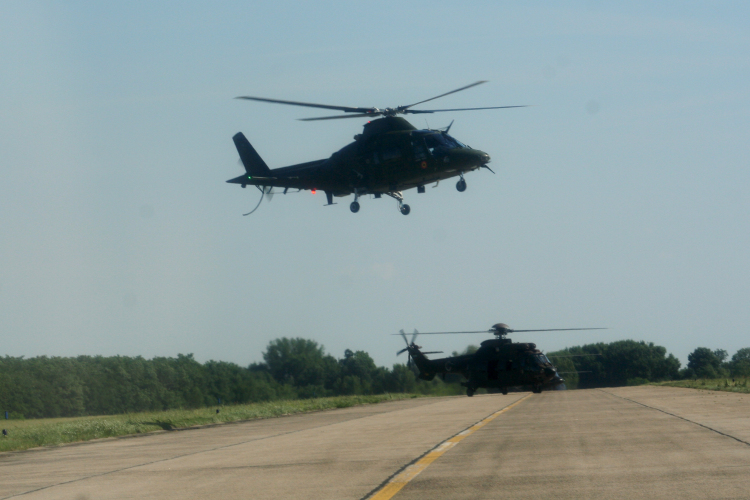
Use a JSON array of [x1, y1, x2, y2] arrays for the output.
[[395, 329, 442, 370], [396, 329, 420, 367]]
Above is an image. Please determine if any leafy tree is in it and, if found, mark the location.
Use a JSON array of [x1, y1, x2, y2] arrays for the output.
[[337, 349, 378, 394], [557, 340, 680, 388], [714, 349, 729, 364], [687, 347, 725, 378], [729, 348, 750, 377], [263, 337, 339, 389], [382, 364, 418, 393]]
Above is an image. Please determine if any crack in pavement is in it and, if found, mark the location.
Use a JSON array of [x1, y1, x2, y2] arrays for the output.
[[599, 389, 750, 448]]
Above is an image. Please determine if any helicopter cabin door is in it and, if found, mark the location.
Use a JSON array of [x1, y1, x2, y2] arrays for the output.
[[370, 135, 407, 186], [487, 359, 499, 381], [410, 136, 432, 174]]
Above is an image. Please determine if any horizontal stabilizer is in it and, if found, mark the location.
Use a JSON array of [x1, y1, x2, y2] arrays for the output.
[[226, 174, 277, 185]]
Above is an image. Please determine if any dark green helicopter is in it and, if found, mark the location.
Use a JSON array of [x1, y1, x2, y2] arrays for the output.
[[396, 323, 605, 396], [227, 81, 527, 215]]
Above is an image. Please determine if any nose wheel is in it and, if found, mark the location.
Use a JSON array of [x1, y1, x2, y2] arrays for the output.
[[456, 177, 467, 192], [386, 191, 411, 215], [350, 190, 362, 213]]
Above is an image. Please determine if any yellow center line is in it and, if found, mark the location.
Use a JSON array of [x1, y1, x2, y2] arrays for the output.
[[368, 394, 532, 500]]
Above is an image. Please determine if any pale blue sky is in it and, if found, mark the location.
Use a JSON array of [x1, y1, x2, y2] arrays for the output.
[[1, 2, 748, 368]]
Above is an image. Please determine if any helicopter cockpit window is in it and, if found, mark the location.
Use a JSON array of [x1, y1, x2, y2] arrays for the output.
[[423, 133, 463, 154], [411, 141, 427, 161], [380, 146, 402, 162], [535, 354, 551, 364], [446, 135, 468, 148]]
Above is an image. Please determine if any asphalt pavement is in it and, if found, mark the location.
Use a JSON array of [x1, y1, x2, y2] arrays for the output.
[[1, 387, 749, 499]]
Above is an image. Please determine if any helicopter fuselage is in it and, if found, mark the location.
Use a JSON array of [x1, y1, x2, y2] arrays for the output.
[[408, 338, 560, 395], [227, 117, 491, 210]]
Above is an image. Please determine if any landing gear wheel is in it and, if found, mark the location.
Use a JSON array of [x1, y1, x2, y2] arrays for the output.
[[400, 204, 411, 215], [456, 179, 467, 192], [532, 385, 542, 394], [502, 387, 508, 395], [350, 201, 360, 213], [466, 387, 475, 397]]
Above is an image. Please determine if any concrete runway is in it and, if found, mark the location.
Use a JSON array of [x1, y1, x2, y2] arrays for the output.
[[1, 386, 749, 499]]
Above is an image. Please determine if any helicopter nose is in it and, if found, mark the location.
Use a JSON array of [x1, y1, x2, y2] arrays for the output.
[[448, 149, 490, 168], [544, 367, 556, 378]]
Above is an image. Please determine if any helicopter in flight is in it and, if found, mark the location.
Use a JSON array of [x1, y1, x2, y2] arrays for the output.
[[396, 323, 605, 397], [228, 81, 527, 215]]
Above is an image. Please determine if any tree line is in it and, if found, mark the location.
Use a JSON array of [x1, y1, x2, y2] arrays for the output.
[[1, 338, 748, 418], [0, 338, 458, 419], [548, 341, 750, 389]]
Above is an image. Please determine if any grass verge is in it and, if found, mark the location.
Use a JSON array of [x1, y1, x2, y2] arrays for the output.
[[653, 377, 750, 394], [0, 393, 422, 453]]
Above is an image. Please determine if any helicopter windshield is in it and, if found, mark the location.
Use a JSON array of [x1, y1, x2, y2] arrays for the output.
[[535, 354, 551, 365], [424, 133, 465, 153], [446, 134, 468, 148]]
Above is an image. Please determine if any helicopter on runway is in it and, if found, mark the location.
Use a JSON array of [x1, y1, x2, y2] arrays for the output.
[[396, 323, 605, 397], [228, 81, 527, 215]]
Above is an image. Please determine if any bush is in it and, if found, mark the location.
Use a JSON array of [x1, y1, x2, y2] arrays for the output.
[[626, 377, 649, 386]]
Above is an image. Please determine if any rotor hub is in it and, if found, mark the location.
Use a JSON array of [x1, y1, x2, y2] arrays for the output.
[[490, 323, 513, 338]]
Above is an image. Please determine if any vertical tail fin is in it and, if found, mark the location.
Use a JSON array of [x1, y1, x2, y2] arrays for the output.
[[233, 132, 271, 176]]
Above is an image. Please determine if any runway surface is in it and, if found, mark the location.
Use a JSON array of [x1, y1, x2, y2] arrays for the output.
[[1, 386, 749, 499]]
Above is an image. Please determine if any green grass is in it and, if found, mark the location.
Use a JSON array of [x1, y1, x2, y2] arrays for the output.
[[0, 394, 422, 453], [654, 377, 750, 394]]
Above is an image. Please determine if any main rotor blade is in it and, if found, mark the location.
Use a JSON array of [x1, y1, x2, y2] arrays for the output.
[[298, 113, 378, 121], [511, 328, 607, 333], [235, 96, 375, 114], [392, 327, 606, 335], [404, 105, 529, 114], [401, 81, 487, 110], [410, 329, 419, 345], [396, 347, 409, 356], [394, 330, 490, 335]]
